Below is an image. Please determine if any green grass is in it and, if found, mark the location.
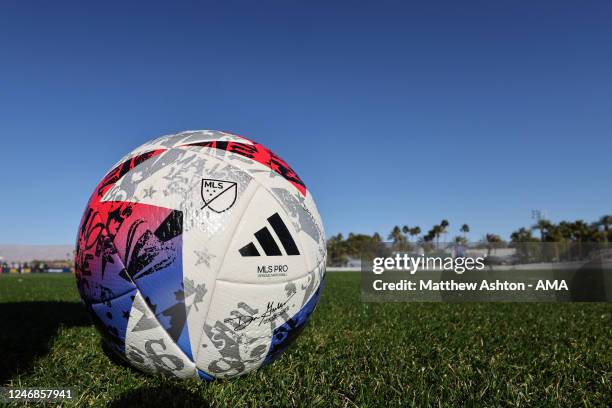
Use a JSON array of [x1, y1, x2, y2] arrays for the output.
[[1, 273, 610, 407]]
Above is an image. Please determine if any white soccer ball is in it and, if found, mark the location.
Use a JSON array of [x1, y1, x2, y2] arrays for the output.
[[75, 130, 326, 380]]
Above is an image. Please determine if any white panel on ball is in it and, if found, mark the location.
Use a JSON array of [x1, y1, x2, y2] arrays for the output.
[[218, 186, 310, 284], [195, 272, 318, 378]]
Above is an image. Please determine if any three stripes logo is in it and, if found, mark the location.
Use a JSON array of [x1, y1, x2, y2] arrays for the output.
[[239, 213, 300, 257]]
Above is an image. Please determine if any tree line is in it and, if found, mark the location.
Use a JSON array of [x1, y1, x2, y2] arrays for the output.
[[327, 215, 612, 266]]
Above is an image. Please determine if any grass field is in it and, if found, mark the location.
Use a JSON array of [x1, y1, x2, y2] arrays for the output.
[[1, 273, 610, 407]]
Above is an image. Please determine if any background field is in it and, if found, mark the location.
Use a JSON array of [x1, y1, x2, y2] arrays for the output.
[[1, 273, 610, 407]]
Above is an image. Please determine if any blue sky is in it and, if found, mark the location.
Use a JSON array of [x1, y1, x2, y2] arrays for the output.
[[1, 1, 611, 245]]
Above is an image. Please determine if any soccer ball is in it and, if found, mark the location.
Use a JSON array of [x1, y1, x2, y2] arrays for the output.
[[75, 131, 326, 380]]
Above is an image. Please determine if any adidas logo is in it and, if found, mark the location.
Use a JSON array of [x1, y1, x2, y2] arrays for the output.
[[239, 213, 300, 257]]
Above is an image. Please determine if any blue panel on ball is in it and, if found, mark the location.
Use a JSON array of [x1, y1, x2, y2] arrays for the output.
[[130, 214, 194, 362], [154, 299, 193, 361], [262, 280, 324, 367], [197, 369, 215, 382], [89, 288, 137, 355]]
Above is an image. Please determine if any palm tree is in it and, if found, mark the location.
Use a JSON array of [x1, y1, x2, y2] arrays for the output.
[[440, 220, 449, 244], [557, 221, 573, 241], [485, 233, 503, 257], [388, 226, 405, 250], [454, 235, 468, 245], [510, 227, 538, 242], [533, 219, 553, 241], [402, 225, 410, 242], [510, 227, 539, 262], [571, 220, 590, 258], [409, 226, 421, 242], [486, 234, 502, 243], [570, 220, 590, 242], [460, 224, 470, 240], [432, 225, 443, 248]]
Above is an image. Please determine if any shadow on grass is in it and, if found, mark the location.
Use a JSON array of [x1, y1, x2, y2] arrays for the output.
[[0, 301, 90, 384], [101, 340, 134, 369], [101, 344, 212, 407], [108, 384, 210, 408]]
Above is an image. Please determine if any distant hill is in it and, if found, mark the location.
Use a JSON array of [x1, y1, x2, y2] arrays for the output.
[[0, 245, 74, 262]]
